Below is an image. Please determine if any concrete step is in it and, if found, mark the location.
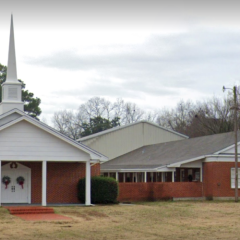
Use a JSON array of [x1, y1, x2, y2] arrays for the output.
[[5, 206, 54, 215]]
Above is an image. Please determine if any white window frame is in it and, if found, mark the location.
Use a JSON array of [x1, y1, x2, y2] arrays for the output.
[[230, 168, 240, 188]]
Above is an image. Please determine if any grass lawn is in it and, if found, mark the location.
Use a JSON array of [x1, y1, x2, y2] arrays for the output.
[[1, 201, 240, 239]]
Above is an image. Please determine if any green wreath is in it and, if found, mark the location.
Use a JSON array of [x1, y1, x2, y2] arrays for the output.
[[16, 176, 25, 189], [2, 176, 11, 189]]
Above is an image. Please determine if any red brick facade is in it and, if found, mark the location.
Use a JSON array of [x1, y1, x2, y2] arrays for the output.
[[2, 162, 100, 204], [118, 182, 203, 202], [117, 162, 240, 202], [2, 161, 239, 203], [203, 162, 239, 198]]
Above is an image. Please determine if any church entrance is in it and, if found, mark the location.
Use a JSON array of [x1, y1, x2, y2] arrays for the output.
[[1, 162, 31, 203]]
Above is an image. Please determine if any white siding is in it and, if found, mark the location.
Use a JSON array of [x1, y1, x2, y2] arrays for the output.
[[82, 122, 185, 160], [143, 123, 184, 145], [0, 112, 21, 127], [0, 120, 90, 161], [221, 145, 240, 154]]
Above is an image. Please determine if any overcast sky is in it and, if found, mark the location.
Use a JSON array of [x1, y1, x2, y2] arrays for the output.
[[1, 1, 240, 125]]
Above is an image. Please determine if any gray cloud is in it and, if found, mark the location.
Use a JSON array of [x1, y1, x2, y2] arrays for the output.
[[25, 27, 240, 102], [2, 0, 240, 30]]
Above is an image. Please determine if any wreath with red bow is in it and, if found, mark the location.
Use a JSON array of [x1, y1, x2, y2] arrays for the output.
[[2, 176, 11, 189], [16, 176, 25, 189]]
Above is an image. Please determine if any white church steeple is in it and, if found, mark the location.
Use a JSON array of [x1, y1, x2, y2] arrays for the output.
[[6, 14, 18, 83], [0, 15, 24, 114]]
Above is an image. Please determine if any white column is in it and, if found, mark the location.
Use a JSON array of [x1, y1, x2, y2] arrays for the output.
[[161, 172, 164, 182], [85, 160, 91, 206], [42, 161, 47, 206], [144, 172, 147, 182], [200, 167, 203, 182], [0, 160, 1, 206], [172, 171, 175, 182], [116, 172, 119, 181], [123, 173, 126, 183]]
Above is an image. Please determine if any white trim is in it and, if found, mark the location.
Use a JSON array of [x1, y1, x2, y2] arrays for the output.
[[156, 166, 177, 172], [204, 155, 239, 162], [0, 108, 24, 119], [28, 169, 31, 204], [77, 120, 188, 142], [0, 115, 108, 162], [1, 163, 31, 203], [85, 161, 91, 206], [200, 166, 202, 182], [42, 161, 47, 206], [214, 142, 240, 154], [161, 173, 164, 182], [0, 160, 1, 206], [101, 167, 177, 173], [101, 168, 159, 172], [167, 156, 205, 168]]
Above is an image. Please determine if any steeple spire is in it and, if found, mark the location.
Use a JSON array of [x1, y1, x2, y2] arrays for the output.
[[0, 15, 24, 114], [6, 14, 18, 82]]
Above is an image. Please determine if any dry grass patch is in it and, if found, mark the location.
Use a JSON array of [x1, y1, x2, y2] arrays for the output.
[[1, 201, 240, 239]]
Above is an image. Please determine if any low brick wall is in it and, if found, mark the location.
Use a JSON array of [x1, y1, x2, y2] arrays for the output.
[[118, 182, 203, 202]]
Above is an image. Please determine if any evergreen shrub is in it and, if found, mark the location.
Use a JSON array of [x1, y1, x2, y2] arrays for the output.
[[78, 176, 118, 204]]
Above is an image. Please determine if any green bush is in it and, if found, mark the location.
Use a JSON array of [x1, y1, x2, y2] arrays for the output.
[[78, 176, 119, 204]]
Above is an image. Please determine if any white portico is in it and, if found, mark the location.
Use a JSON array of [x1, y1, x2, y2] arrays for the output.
[[0, 16, 107, 206]]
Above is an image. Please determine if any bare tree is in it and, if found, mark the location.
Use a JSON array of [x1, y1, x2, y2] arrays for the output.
[[52, 97, 148, 138], [155, 100, 195, 134], [52, 110, 82, 140], [78, 97, 115, 120], [53, 95, 237, 139], [190, 96, 234, 137], [120, 102, 145, 125], [155, 96, 235, 137]]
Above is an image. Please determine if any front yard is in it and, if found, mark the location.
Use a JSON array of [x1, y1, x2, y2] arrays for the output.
[[0, 201, 240, 239]]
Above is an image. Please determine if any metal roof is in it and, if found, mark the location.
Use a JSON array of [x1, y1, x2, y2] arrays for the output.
[[101, 131, 239, 171]]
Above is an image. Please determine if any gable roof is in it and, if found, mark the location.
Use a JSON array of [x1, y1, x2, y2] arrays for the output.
[[77, 120, 188, 142], [101, 131, 239, 171], [0, 109, 108, 162]]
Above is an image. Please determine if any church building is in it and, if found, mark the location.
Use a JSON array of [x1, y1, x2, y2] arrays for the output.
[[0, 15, 107, 206]]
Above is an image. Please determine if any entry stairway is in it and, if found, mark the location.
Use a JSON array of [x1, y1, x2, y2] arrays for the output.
[[4, 206, 54, 215]]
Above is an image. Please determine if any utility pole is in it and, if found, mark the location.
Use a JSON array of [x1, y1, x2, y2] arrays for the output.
[[223, 85, 239, 202], [233, 86, 238, 202]]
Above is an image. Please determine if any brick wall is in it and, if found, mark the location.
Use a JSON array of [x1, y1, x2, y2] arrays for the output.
[[118, 162, 240, 202], [203, 162, 240, 198], [118, 182, 203, 202], [2, 161, 100, 204], [2, 161, 239, 203]]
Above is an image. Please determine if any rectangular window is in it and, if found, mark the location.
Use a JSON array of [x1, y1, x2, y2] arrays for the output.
[[231, 168, 240, 188], [195, 172, 200, 181]]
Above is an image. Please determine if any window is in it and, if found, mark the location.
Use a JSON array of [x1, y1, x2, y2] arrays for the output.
[[195, 172, 200, 181], [231, 168, 240, 188]]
